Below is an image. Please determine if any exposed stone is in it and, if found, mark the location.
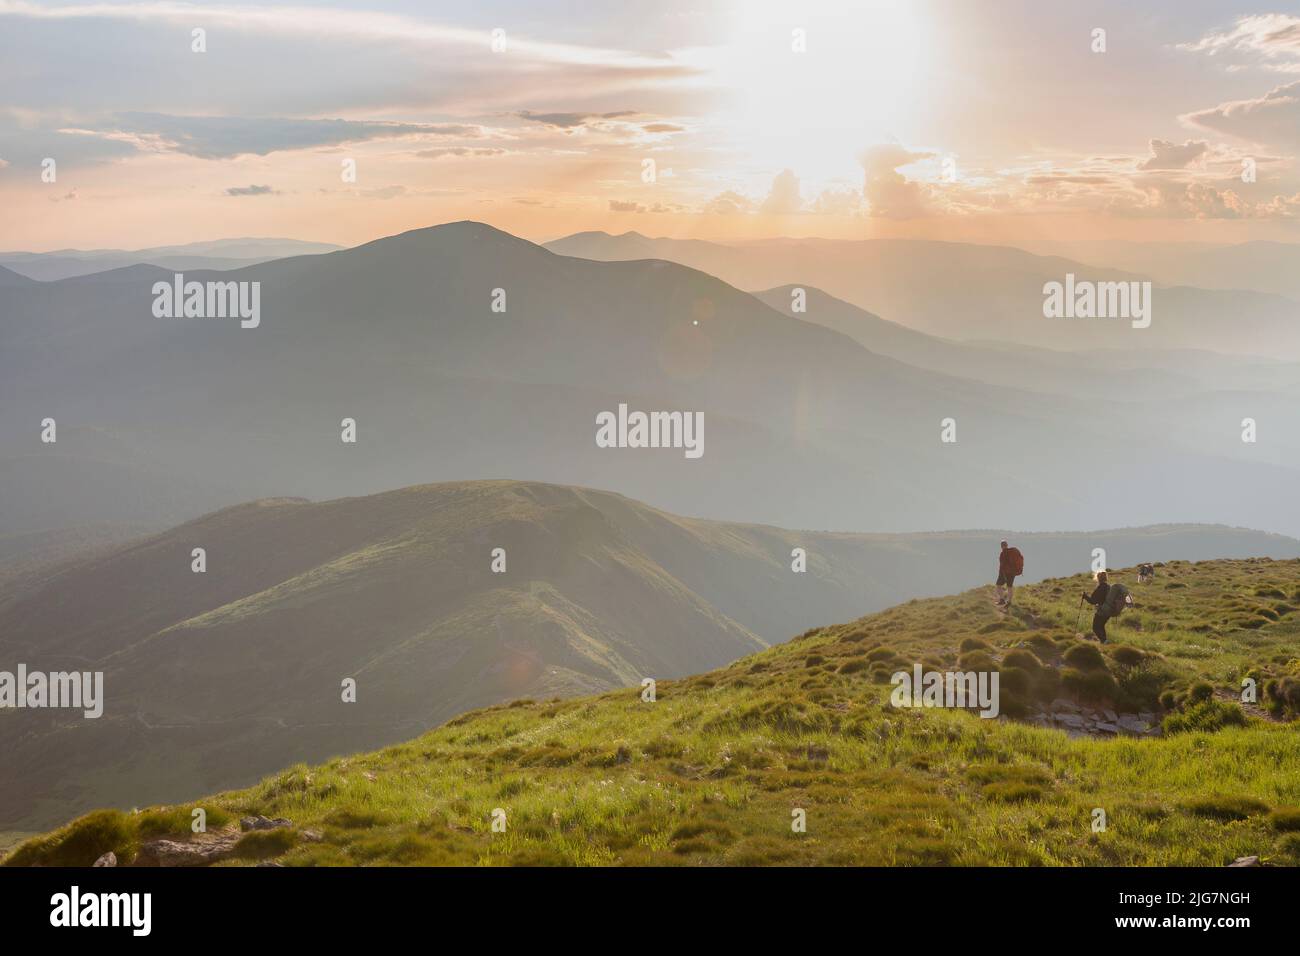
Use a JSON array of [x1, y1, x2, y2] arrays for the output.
[[93, 851, 117, 867], [1051, 699, 1081, 713], [135, 835, 239, 867], [1102, 709, 1119, 723], [1228, 855, 1261, 867], [1057, 713, 1085, 728], [300, 829, 324, 843], [1095, 721, 1120, 734], [240, 815, 292, 832], [1119, 715, 1152, 733]]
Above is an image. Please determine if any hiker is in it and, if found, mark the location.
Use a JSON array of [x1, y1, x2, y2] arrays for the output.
[[996, 540, 1024, 608], [1138, 563, 1154, 584], [1082, 571, 1112, 643]]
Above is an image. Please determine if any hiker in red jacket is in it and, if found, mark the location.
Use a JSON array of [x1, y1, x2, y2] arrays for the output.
[[996, 540, 1023, 608]]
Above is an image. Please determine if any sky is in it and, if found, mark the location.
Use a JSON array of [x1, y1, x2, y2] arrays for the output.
[[2, 0, 1300, 250]]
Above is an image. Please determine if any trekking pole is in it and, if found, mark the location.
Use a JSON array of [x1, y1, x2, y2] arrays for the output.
[[1075, 595, 1085, 631]]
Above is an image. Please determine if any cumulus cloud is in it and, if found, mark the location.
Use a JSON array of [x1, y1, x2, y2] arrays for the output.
[[810, 186, 863, 216], [609, 199, 646, 212], [1138, 139, 1209, 170], [703, 190, 752, 215], [760, 169, 803, 214], [1181, 80, 1300, 150], [858, 144, 933, 218]]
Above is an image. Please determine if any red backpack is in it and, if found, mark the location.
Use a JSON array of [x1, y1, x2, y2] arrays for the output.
[[1006, 547, 1024, 576]]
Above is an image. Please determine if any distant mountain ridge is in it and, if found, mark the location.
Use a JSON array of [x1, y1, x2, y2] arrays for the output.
[[4, 220, 1300, 539], [0, 238, 342, 281], [545, 230, 1300, 358]]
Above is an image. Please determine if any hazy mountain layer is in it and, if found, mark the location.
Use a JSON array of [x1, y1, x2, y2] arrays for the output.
[[4, 221, 1300, 538]]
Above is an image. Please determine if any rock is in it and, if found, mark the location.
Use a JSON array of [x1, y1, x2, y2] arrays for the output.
[[240, 815, 292, 832], [1051, 699, 1081, 713], [1057, 713, 1085, 728], [1095, 722, 1120, 734], [1228, 855, 1261, 867], [93, 852, 117, 867], [1139, 712, 1156, 724], [135, 836, 239, 867], [300, 829, 324, 843], [1102, 709, 1119, 723], [1119, 715, 1151, 733]]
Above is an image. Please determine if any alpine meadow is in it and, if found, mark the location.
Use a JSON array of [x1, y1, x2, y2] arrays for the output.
[[1, 0, 1298, 941]]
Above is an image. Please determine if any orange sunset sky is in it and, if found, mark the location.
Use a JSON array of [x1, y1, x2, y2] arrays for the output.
[[2, 0, 1299, 250]]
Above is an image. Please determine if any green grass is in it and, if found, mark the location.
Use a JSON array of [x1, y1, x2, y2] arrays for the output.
[[7, 558, 1300, 867]]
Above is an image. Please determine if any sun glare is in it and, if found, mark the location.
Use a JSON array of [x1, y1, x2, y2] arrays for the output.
[[688, 0, 931, 185]]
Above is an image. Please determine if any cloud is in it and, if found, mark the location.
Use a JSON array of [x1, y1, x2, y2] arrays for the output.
[[1182, 81, 1300, 151], [65, 113, 484, 160], [760, 168, 803, 214], [1138, 139, 1208, 170], [1256, 191, 1300, 217], [810, 187, 863, 216], [858, 144, 933, 218], [641, 122, 683, 133], [225, 184, 278, 196], [1025, 174, 1113, 185], [1179, 14, 1300, 73], [416, 147, 506, 160], [0, 1, 683, 73], [702, 190, 752, 215], [609, 199, 646, 213], [359, 185, 406, 200], [513, 110, 638, 131]]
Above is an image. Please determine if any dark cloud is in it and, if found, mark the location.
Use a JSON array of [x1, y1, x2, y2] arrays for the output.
[[225, 184, 279, 196], [513, 109, 637, 130]]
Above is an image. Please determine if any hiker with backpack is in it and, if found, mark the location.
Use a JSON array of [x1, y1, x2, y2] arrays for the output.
[[1138, 563, 1154, 584], [996, 540, 1024, 608], [1081, 571, 1131, 643]]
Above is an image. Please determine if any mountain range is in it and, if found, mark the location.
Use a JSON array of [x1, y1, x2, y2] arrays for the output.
[[544, 231, 1300, 358], [0, 238, 341, 282], [3, 221, 1300, 541]]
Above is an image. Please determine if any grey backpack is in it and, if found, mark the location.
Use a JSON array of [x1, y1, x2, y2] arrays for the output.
[[1103, 583, 1131, 616]]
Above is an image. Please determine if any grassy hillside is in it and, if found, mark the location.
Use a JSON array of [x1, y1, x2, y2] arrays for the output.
[[10, 557, 1299, 867], [4, 478, 1297, 832]]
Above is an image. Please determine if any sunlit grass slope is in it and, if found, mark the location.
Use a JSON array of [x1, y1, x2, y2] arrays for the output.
[[9, 558, 1300, 867]]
